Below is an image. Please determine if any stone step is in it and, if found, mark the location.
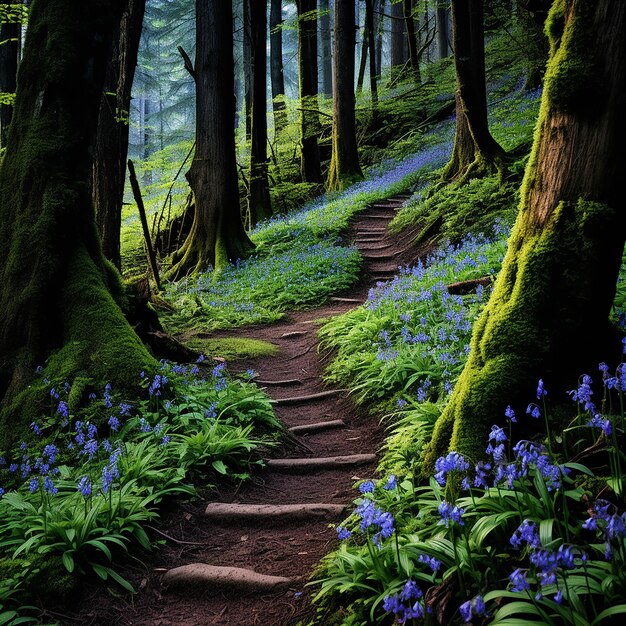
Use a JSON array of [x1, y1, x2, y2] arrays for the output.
[[355, 238, 385, 244], [363, 213, 394, 219], [361, 252, 396, 260], [204, 502, 347, 522], [330, 297, 364, 304], [288, 419, 346, 434], [280, 330, 308, 339], [273, 389, 346, 405], [163, 564, 293, 593], [358, 243, 393, 251], [266, 454, 376, 472], [357, 228, 387, 233]]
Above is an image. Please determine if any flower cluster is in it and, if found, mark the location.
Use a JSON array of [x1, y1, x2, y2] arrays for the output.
[[383, 580, 428, 624]]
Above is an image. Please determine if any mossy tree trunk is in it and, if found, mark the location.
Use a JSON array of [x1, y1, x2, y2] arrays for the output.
[[247, 0, 272, 225], [423, 0, 626, 471], [0, 0, 157, 438], [270, 0, 287, 135], [327, 0, 363, 191], [0, 0, 20, 148], [296, 0, 323, 185], [442, 0, 506, 182], [168, 0, 253, 279], [92, 0, 146, 270]]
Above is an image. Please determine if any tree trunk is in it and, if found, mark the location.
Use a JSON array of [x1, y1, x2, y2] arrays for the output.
[[366, 0, 378, 105], [436, 1, 450, 59], [517, 0, 550, 90], [270, 0, 286, 134], [296, 0, 323, 185], [248, 0, 271, 224], [442, 0, 506, 182], [423, 0, 626, 470], [168, 0, 254, 279], [327, 0, 363, 191], [0, 0, 19, 149], [376, 0, 384, 76], [92, 0, 146, 271], [243, 0, 252, 140], [0, 0, 156, 438], [390, 0, 407, 76], [356, 19, 368, 94], [403, 0, 420, 82], [320, 0, 333, 98]]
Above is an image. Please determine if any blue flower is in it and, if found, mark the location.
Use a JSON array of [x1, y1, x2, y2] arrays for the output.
[[437, 501, 464, 527], [108, 416, 121, 432], [29, 477, 39, 493], [509, 568, 530, 592], [505, 405, 517, 422], [384, 475, 397, 490], [336, 526, 351, 540], [459, 600, 472, 623], [57, 401, 69, 418], [536, 379, 547, 399], [43, 476, 57, 495], [30, 422, 42, 436], [418, 554, 441, 573], [358, 480, 375, 494], [434, 452, 469, 486], [526, 403, 541, 419], [77, 476, 92, 498]]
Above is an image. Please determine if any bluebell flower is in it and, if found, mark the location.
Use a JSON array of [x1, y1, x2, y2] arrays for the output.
[[57, 401, 69, 418], [119, 402, 132, 416], [384, 475, 397, 490], [77, 476, 91, 497], [526, 403, 541, 419], [509, 568, 530, 592], [437, 501, 464, 528], [505, 405, 517, 422], [510, 520, 540, 549], [30, 422, 42, 436], [536, 379, 547, 399], [0, 487, 4, 497], [108, 416, 120, 432], [29, 477, 39, 493], [459, 600, 472, 623], [418, 554, 441, 573], [359, 480, 375, 494], [43, 476, 57, 495], [434, 452, 469, 486]]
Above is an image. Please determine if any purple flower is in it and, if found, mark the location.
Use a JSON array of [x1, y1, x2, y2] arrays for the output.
[[509, 568, 530, 592], [418, 554, 441, 573], [526, 403, 541, 419], [57, 401, 69, 418], [359, 480, 375, 494], [537, 379, 547, 399], [437, 501, 464, 527], [459, 600, 473, 623], [434, 452, 469, 486], [29, 477, 39, 493], [384, 475, 397, 490], [337, 526, 351, 540], [30, 422, 42, 436], [77, 476, 92, 497], [510, 520, 540, 549], [108, 415, 121, 432], [505, 405, 517, 422], [43, 476, 57, 495]]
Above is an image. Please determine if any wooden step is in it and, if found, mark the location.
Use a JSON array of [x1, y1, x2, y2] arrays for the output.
[[361, 252, 396, 260], [266, 454, 376, 472], [330, 297, 364, 304], [288, 419, 346, 434], [358, 243, 393, 251], [355, 238, 385, 244], [163, 564, 293, 593], [255, 378, 302, 386], [204, 502, 347, 522], [363, 214, 394, 219], [274, 389, 346, 405]]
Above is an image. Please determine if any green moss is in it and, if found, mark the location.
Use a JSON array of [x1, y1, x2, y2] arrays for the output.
[[183, 336, 279, 360], [544, 0, 597, 110]]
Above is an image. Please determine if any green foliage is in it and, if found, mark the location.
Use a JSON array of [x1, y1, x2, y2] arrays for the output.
[[0, 361, 280, 620], [181, 337, 279, 361]]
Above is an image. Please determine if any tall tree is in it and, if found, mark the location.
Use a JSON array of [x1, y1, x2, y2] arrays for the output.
[[327, 0, 363, 190], [168, 0, 253, 279], [243, 0, 252, 140], [366, 0, 378, 105], [270, 0, 286, 134], [92, 0, 146, 270], [296, 0, 323, 185], [0, 0, 20, 148], [320, 0, 333, 98], [442, 0, 506, 182], [403, 0, 420, 82], [247, 0, 271, 223], [0, 0, 155, 436], [423, 0, 626, 468], [390, 0, 407, 77], [436, 0, 450, 59]]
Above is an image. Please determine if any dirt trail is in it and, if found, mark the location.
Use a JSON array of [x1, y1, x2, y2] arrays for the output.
[[62, 193, 415, 626]]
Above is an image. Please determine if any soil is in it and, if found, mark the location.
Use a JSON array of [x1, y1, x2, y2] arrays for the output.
[[53, 192, 420, 626]]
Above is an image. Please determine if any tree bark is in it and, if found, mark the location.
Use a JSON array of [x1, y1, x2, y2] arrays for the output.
[[442, 0, 506, 182], [436, 1, 450, 59], [327, 0, 363, 191], [168, 0, 254, 279], [0, 0, 19, 149], [376, 0, 385, 76], [320, 0, 333, 98], [296, 0, 323, 185], [403, 0, 421, 82], [0, 0, 156, 437], [92, 0, 146, 271], [243, 0, 252, 141], [390, 0, 407, 76], [423, 0, 626, 470], [366, 0, 378, 105], [247, 0, 272, 224], [270, 0, 286, 134]]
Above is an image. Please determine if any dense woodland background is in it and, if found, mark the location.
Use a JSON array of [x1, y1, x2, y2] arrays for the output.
[[0, 1, 625, 624]]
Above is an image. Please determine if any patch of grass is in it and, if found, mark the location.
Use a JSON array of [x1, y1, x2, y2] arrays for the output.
[[182, 337, 279, 360]]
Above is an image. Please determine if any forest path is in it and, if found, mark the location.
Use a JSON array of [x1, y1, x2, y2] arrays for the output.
[[67, 192, 418, 626]]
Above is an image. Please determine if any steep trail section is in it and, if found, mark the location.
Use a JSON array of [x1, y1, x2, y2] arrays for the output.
[[63, 193, 413, 626]]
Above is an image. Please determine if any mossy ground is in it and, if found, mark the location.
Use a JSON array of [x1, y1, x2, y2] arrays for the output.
[[182, 336, 279, 360]]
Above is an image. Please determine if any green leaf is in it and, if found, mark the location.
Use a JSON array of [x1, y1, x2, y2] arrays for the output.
[[591, 604, 626, 625], [62, 551, 75, 573], [212, 460, 228, 474]]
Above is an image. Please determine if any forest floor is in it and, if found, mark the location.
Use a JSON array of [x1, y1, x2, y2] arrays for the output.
[[58, 192, 426, 626]]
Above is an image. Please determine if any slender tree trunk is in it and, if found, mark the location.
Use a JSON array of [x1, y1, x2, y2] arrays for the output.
[[0, 0, 156, 437], [0, 0, 19, 149], [270, 0, 286, 134], [366, 0, 378, 105], [423, 0, 626, 470], [376, 0, 384, 75], [243, 0, 252, 140], [403, 0, 420, 82], [390, 0, 407, 76], [320, 0, 333, 98], [356, 21, 368, 94], [296, 0, 323, 184], [248, 0, 271, 224], [436, 0, 450, 59], [442, 0, 506, 182], [92, 0, 146, 271], [168, 0, 254, 279], [327, 0, 363, 191]]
